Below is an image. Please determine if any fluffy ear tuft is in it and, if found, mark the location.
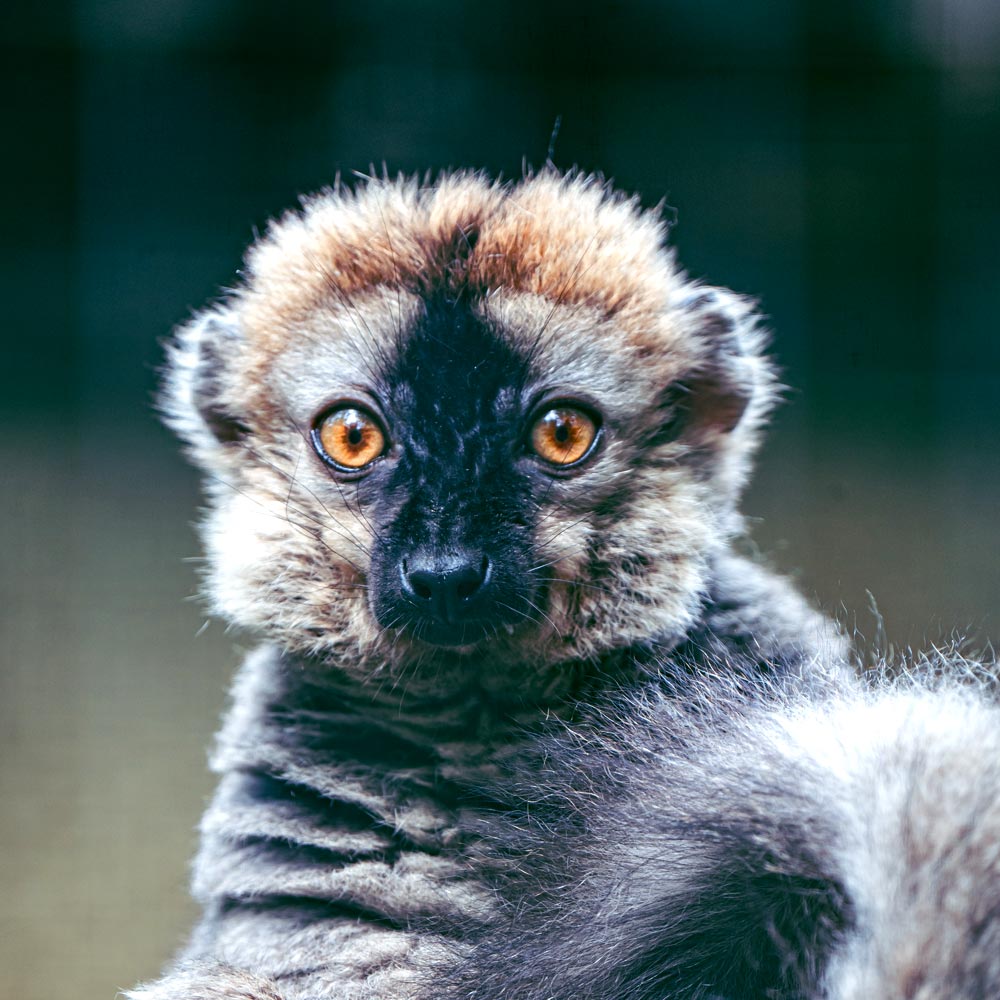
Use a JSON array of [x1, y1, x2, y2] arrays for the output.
[[674, 286, 780, 501], [160, 307, 249, 468]]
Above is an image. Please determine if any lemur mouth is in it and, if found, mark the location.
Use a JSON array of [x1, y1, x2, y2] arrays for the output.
[[408, 618, 497, 649]]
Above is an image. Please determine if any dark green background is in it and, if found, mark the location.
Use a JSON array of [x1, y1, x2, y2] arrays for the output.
[[2, 2, 998, 996]]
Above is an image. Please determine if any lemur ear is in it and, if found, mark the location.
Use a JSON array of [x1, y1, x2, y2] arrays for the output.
[[160, 307, 250, 465], [664, 286, 778, 507], [675, 286, 776, 444]]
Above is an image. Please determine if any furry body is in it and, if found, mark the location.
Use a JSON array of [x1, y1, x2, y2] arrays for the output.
[[129, 565, 844, 1000], [432, 656, 1000, 1000], [129, 172, 998, 1000]]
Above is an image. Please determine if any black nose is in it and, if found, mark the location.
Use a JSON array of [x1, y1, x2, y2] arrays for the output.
[[401, 552, 490, 624]]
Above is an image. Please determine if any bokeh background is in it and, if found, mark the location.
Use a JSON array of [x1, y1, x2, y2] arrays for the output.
[[2, 2, 998, 996]]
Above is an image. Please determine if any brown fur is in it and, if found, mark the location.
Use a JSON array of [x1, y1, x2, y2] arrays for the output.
[[242, 173, 677, 349], [163, 170, 778, 697], [232, 172, 711, 429]]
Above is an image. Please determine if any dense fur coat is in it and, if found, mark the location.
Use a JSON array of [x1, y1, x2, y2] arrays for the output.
[[128, 172, 998, 1000], [429, 654, 1000, 1000]]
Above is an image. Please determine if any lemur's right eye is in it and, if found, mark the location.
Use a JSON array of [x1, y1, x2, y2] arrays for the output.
[[312, 406, 386, 472]]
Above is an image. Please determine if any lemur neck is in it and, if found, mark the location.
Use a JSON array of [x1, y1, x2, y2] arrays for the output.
[[215, 637, 676, 778]]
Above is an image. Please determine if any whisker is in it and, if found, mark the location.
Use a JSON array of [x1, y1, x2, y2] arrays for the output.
[[521, 596, 562, 635], [533, 577, 617, 598], [278, 415, 384, 548], [496, 600, 537, 627], [245, 440, 375, 558], [535, 511, 595, 551], [203, 470, 369, 579]]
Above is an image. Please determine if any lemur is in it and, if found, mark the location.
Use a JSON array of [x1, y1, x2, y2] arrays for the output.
[[127, 171, 1000, 1000]]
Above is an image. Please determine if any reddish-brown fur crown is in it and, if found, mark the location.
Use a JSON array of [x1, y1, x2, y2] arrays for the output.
[[243, 171, 678, 355]]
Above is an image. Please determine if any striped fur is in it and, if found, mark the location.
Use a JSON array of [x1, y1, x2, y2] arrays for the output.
[[128, 561, 846, 999]]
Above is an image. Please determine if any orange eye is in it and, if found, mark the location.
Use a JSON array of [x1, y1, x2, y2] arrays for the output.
[[530, 406, 600, 467], [313, 407, 386, 471]]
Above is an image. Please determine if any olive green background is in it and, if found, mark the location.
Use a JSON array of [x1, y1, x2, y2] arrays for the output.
[[2, 2, 998, 997]]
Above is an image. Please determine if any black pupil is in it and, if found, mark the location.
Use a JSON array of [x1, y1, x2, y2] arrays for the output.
[[554, 420, 570, 444], [347, 423, 364, 446]]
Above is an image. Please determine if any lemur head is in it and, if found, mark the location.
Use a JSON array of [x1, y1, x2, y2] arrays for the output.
[[165, 171, 776, 687]]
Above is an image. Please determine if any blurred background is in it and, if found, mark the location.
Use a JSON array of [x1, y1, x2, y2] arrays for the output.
[[2, 1, 998, 996]]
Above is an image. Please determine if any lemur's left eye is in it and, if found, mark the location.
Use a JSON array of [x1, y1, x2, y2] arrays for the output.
[[530, 405, 600, 468], [312, 406, 386, 472]]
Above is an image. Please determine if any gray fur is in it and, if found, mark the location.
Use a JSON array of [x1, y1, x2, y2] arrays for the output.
[[131, 171, 997, 1000], [129, 569, 846, 1000], [428, 656, 1000, 1000]]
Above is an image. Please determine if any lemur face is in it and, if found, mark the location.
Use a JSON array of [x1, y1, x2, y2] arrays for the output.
[[165, 172, 774, 681]]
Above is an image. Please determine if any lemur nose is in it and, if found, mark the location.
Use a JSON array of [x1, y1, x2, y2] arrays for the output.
[[401, 552, 490, 623]]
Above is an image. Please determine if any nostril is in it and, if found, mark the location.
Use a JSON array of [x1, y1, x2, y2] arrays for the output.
[[456, 555, 490, 599], [400, 553, 491, 616], [401, 559, 434, 601], [403, 559, 434, 601], [402, 565, 435, 602]]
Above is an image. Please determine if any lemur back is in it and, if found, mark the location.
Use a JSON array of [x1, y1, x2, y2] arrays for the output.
[[127, 172, 999, 1000]]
